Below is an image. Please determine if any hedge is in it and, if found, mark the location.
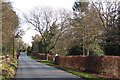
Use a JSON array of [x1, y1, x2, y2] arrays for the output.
[[55, 55, 120, 77], [30, 52, 120, 77]]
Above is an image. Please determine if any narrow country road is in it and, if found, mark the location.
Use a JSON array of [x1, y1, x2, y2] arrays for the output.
[[15, 52, 83, 80]]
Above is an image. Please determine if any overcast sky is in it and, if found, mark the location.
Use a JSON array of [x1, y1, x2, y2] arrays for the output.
[[9, 0, 75, 46]]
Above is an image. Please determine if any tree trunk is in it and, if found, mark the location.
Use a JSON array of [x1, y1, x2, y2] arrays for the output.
[[87, 47, 89, 56], [13, 37, 14, 58], [83, 35, 85, 55], [45, 52, 48, 60]]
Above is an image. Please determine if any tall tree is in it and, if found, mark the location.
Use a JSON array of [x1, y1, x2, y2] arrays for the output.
[[72, 0, 89, 55], [91, 0, 120, 56], [2, 2, 20, 59], [71, 0, 104, 56], [24, 8, 71, 59], [0, 0, 2, 56], [72, 0, 89, 14], [31, 34, 42, 52]]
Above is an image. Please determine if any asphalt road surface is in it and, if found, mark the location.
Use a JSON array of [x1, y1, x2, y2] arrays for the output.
[[15, 52, 83, 80]]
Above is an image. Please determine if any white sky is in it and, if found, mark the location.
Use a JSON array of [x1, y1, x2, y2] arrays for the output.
[[9, 0, 75, 46]]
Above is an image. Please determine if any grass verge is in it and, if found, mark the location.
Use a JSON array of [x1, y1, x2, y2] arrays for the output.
[[27, 54, 112, 80], [1, 60, 17, 80]]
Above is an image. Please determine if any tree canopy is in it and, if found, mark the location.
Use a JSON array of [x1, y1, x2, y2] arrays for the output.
[[27, 0, 120, 56]]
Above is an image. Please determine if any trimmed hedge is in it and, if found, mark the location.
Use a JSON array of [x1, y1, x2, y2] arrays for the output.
[[30, 52, 120, 77], [48, 55, 55, 61], [30, 53, 55, 61], [55, 56, 87, 71], [55, 55, 120, 77], [101, 56, 120, 76], [85, 55, 102, 73]]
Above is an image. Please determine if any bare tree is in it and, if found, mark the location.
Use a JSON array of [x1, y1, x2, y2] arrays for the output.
[[91, 0, 120, 55], [24, 7, 71, 59]]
